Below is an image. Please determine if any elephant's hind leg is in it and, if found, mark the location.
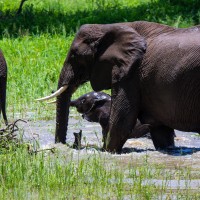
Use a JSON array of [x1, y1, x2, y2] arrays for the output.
[[150, 125, 175, 150]]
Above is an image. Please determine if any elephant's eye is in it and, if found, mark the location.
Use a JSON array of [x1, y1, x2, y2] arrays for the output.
[[81, 99, 86, 104]]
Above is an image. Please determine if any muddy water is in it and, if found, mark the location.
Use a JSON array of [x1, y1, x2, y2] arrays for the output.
[[17, 114, 200, 190]]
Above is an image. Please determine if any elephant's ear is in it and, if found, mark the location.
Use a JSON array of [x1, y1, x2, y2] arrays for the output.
[[90, 25, 146, 90]]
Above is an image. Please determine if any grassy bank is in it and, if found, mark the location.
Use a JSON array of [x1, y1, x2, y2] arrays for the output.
[[0, 145, 199, 200]]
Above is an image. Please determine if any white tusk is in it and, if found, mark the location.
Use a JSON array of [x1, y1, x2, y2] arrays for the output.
[[36, 85, 68, 101], [46, 100, 57, 104]]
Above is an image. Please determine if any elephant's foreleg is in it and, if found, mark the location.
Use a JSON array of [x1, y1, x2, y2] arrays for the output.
[[150, 125, 175, 150], [105, 78, 140, 153]]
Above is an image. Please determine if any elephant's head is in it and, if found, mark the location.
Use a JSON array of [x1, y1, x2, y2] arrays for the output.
[[37, 23, 146, 151], [70, 91, 110, 114]]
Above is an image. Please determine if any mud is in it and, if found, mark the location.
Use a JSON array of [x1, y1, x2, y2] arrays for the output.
[[16, 113, 200, 190]]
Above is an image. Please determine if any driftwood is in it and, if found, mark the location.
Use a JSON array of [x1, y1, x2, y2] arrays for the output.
[[0, 119, 26, 142], [0, 119, 55, 154], [72, 130, 82, 149]]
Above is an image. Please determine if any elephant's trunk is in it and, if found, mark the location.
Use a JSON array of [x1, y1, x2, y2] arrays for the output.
[[55, 85, 76, 143], [37, 55, 85, 144], [55, 88, 69, 143], [36, 80, 77, 144], [54, 58, 82, 143]]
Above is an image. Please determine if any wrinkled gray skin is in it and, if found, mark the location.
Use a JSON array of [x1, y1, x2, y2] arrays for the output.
[[0, 50, 8, 125], [70, 91, 150, 141], [55, 21, 200, 153]]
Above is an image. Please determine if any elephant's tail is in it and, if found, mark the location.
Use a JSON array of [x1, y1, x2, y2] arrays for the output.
[[0, 76, 8, 125]]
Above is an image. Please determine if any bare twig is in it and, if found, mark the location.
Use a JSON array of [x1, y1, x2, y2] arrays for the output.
[[0, 119, 57, 155], [0, 119, 27, 136], [0, 119, 27, 145]]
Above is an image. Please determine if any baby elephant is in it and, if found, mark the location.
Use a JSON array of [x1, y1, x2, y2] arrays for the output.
[[70, 92, 150, 140]]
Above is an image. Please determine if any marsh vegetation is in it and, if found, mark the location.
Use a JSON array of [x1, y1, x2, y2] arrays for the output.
[[0, 0, 200, 199]]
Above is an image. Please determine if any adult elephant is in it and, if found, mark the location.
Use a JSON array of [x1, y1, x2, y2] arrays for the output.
[[37, 21, 200, 153], [0, 50, 8, 125]]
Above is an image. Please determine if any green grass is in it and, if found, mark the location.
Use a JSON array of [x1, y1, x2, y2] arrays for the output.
[[1, 0, 200, 199], [0, 0, 200, 118], [0, 34, 92, 119], [0, 145, 199, 200]]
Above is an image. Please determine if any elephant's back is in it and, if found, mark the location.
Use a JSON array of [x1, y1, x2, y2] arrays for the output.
[[139, 34, 200, 132]]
